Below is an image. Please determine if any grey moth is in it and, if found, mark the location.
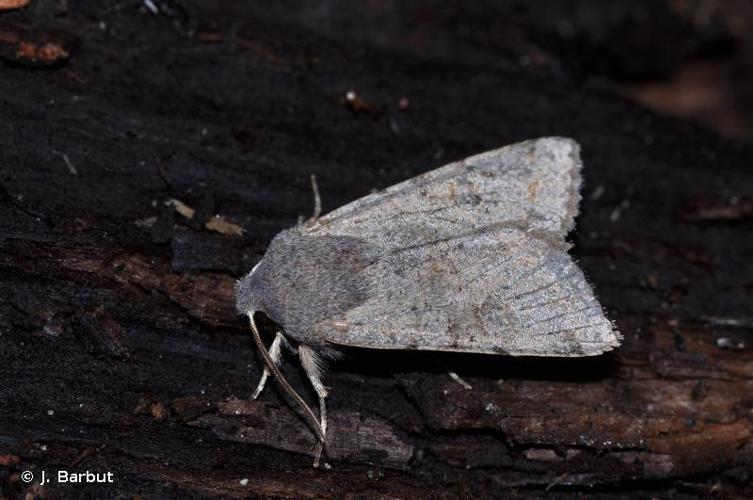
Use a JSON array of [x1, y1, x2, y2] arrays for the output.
[[235, 137, 620, 466]]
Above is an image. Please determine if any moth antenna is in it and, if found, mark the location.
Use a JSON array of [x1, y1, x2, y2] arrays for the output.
[[251, 330, 285, 400], [248, 313, 325, 443]]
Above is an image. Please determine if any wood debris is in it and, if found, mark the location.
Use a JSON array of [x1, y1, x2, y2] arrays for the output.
[[166, 198, 245, 236], [0, 0, 31, 12]]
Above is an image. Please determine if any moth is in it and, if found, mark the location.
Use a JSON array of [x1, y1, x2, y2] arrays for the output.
[[235, 137, 620, 466]]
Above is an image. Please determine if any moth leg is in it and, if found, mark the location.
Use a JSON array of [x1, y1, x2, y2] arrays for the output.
[[309, 174, 322, 221], [431, 355, 473, 390], [299, 344, 329, 467], [251, 330, 288, 400], [248, 314, 325, 445], [447, 370, 473, 390], [298, 174, 322, 226]]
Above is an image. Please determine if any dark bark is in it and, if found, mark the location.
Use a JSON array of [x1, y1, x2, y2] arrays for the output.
[[1, 1, 752, 498]]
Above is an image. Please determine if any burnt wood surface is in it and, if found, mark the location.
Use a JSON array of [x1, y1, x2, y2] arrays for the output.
[[1, 1, 753, 498]]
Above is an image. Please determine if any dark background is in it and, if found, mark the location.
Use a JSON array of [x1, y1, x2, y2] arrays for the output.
[[1, 1, 752, 498]]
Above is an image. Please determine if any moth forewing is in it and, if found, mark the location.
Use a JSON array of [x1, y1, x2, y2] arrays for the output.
[[311, 226, 619, 355]]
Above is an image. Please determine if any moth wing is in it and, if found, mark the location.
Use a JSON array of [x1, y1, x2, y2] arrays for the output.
[[314, 227, 620, 356], [311, 137, 582, 251]]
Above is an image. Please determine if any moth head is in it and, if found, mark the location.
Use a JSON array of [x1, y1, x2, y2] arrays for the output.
[[235, 261, 265, 317]]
